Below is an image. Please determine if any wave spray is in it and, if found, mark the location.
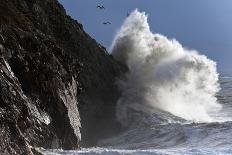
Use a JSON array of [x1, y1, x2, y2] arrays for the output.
[[111, 10, 221, 126]]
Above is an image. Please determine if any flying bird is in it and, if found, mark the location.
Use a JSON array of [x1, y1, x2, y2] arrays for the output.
[[97, 5, 105, 10], [103, 22, 111, 25]]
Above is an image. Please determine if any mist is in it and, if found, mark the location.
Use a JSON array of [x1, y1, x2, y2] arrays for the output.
[[111, 10, 221, 126]]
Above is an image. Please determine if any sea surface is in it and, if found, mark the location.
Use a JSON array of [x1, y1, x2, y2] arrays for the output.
[[42, 9, 232, 155], [42, 76, 232, 155]]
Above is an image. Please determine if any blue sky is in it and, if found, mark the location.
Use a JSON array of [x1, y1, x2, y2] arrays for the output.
[[59, 0, 232, 73]]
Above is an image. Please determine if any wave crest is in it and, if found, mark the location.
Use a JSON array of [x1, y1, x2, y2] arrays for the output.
[[111, 9, 221, 126]]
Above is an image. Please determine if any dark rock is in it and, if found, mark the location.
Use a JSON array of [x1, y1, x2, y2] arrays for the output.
[[0, 0, 125, 154]]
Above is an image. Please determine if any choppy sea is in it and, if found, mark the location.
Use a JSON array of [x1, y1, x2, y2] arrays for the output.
[[42, 75, 232, 155]]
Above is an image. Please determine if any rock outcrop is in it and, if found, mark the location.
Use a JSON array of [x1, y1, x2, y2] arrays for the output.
[[0, 0, 124, 154]]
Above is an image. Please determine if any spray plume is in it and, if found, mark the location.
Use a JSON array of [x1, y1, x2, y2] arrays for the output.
[[111, 10, 221, 126]]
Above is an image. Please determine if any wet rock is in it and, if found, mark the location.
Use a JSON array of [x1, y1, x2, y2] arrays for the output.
[[0, 0, 125, 154]]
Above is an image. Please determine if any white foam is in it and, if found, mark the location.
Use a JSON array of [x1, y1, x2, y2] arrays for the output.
[[111, 10, 221, 125]]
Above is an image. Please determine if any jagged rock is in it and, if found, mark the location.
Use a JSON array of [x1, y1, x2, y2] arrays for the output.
[[0, 0, 125, 154]]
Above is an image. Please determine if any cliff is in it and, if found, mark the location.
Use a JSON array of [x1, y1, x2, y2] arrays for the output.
[[0, 0, 124, 154]]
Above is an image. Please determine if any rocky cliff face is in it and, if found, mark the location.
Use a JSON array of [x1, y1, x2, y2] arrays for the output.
[[0, 0, 124, 154]]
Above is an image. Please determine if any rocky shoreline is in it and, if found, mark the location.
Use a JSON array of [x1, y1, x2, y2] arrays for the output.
[[0, 0, 124, 154]]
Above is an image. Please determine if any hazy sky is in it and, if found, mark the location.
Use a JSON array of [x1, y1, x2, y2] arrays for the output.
[[59, 0, 232, 73]]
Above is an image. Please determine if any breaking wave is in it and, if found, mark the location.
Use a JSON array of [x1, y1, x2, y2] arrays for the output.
[[111, 9, 221, 126]]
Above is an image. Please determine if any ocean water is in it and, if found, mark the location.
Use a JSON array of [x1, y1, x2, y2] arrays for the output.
[[42, 76, 232, 155], [42, 10, 232, 155]]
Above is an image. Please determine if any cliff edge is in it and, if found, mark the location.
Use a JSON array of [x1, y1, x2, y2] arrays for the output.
[[0, 0, 124, 154]]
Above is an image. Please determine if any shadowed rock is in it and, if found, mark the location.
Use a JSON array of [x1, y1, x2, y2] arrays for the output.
[[0, 0, 125, 154]]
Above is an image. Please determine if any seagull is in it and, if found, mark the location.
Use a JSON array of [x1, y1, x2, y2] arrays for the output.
[[103, 22, 111, 25], [97, 5, 105, 10]]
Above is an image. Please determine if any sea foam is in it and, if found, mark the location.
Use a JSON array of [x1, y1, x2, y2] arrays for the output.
[[111, 10, 221, 126]]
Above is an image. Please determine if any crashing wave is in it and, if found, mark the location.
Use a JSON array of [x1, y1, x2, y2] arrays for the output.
[[111, 9, 221, 126]]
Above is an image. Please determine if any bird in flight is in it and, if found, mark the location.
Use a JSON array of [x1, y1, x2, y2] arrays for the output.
[[103, 22, 111, 25], [97, 5, 105, 10]]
